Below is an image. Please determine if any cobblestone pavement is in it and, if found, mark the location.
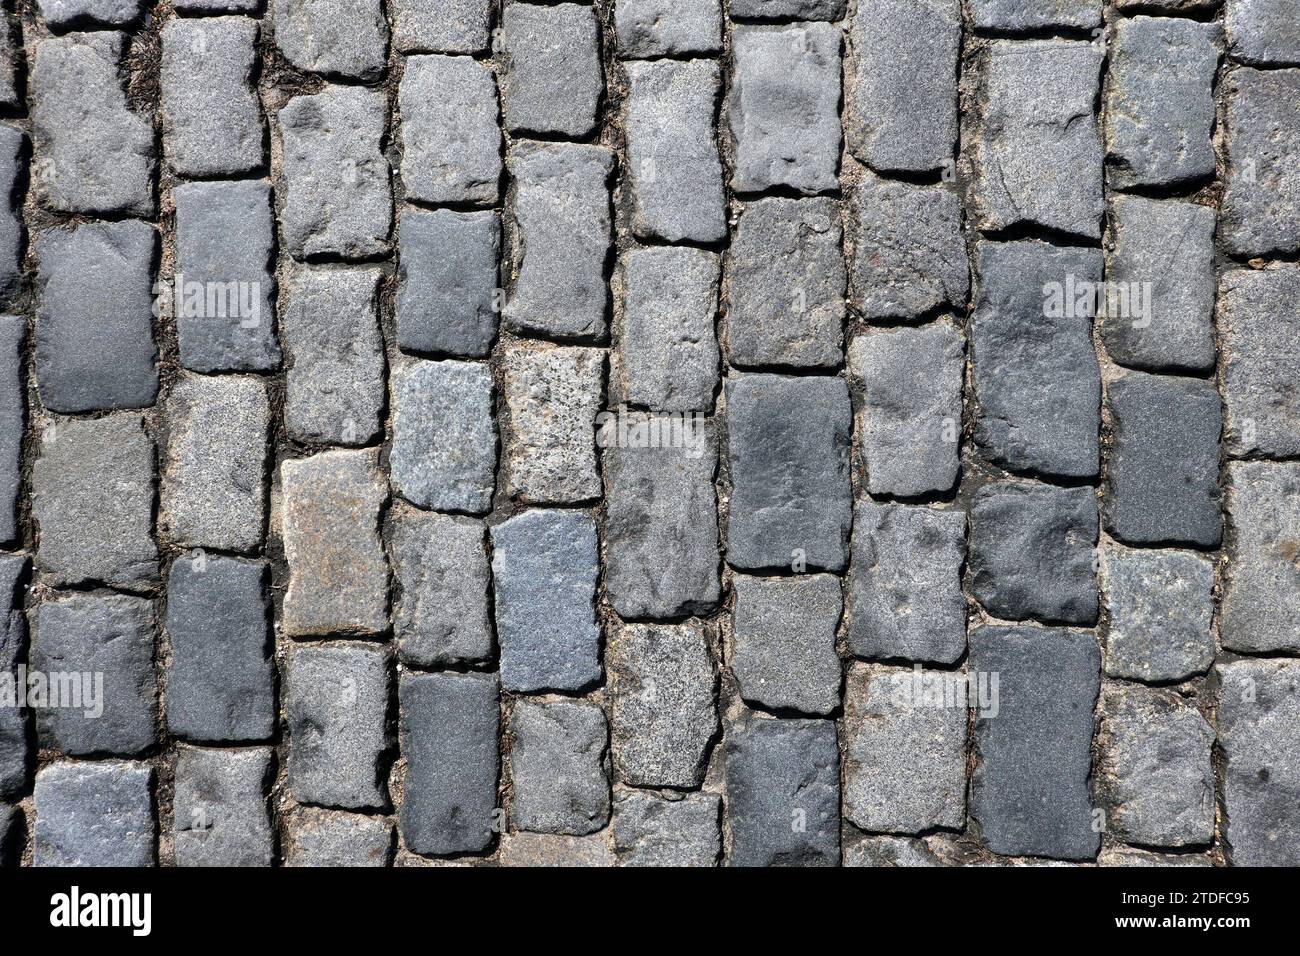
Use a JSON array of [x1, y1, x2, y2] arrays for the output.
[[0, 0, 1297, 868]]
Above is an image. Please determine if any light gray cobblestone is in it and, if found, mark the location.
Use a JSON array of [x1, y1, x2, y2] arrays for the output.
[[501, 2, 603, 139], [174, 746, 274, 867], [399, 56, 501, 207]]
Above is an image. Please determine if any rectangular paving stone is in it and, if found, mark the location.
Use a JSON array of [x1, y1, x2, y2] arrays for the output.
[[0, 317, 20, 545], [0, 554, 28, 799], [969, 626, 1100, 861], [499, 831, 614, 867], [285, 807, 393, 866], [165, 555, 275, 744], [1227, 0, 1300, 66], [162, 374, 269, 554], [973, 40, 1104, 239], [0, 126, 21, 304], [730, 0, 845, 19], [969, 0, 1101, 29], [174, 746, 274, 867], [36, 0, 145, 27], [400, 670, 499, 856], [0, 27, 13, 110], [1104, 371, 1222, 548], [1221, 462, 1300, 654], [509, 701, 609, 836], [32, 414, 157, 591], [615, 0, 721, 58], [728, 24, 842, 196], [501, 2, 602, 138], [1221, 68, 1300, 257], [624, 59, 727, 244], [394, 0, 491, 53], [32, 592, 157, 757], [175, 0, 260, 9], [614, 790, 720, 867], [35, 220, 158, 414], [400, 55, 500, 206], [280, 449, 389, 637], [491, 509, 601, 693], [34, 761, 154, 867], [397, 208, 500, 359], [272, 0, 388, 82], [725, 373, 853, 573], [726, 197, 845, 370], [1102, 547, 1214, 684], [286, 643, 391, 810]]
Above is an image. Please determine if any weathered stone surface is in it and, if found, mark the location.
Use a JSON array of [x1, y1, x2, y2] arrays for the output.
[[725, 717, 839, 867], [969, 480, 1098, 626], [174, 747, 274, 867], [510, 701, 610, 836], [504, 143, 612, 341], [280, 449, 389, 638], [726, 374, 852, 573], [1221, 462, 1300, 654], [614, 790, 720, 867], [1099, 847, 1215, 867], [393, 0, 490, 53], [0, 30, 14, 110], [1103, 548, 1214, 684], [0, 318, 21, 545], [37, 0, 145, 28], [35, 221, 158, 414], [397, 208, 500, 359], [971, 241, 1102, 479], [969, 0, 1101, 29], [843, 835, 943, 867], [285, 807, 393, 867], [726, 198, 845, 369], [0, 555, 27, 799], [1105, 372, 1222, 547], [849, 501, 966, 665], [729, 24, 842, 195], [973, 40, 1104, 239], [34, 761, 153, 867], [731, 574, 842, 716], [499, 831, 614, 867], [1221, 68, 1300, 257], [616, 0, 722, 58], [175, 0, 259, 10], [1227, 0, 1300, 66], [501, 2, 602, 138], [32, 415, 157, 591], [400, 670, 499, 856], [491, 509, 601, 693], [273, 0, 388, 81], [0, 804, 16, 866], [166, 556, 274, 744], [731, 0, 845, 20], [0, 127, 21, 304], [400, 55, 500, 206], [969, 626, 1100, 860], [609, 623, 716, 789]]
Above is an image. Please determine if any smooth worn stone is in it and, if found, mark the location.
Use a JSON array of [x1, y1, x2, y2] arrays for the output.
[[32, 415, 157, 591], [1219, 265, 1300, 458], [969, 0, 1101, 29], [973, 40, 1104, 239], [1221, 68, 1300, 257], [400, 55, 500, 206], [0, 127, 21, 304], [608, 623, 716, 789], [725, 717, 840, 867], [397, 208, 500, 359], [501, 343, 604, 505], [162, 374, 269, 554], [615, 246, 720, 412], [279, 86, 392, 260], [731, 574, 842, 716], [969, 480, 1098, 626], [730, 0, 845, 20], [282, 266, 385, 447], [510, 701, 609, 836], [391, 360, 496, 514], [173, 180, 280, 373], [1103, 547, 1214, 684], [729, 24, 842, 195], [174, 747, 274, 867], [849, 501, 966, 665], [0, 555, 25, 799], [847, 0, 960, 174], [1227, 0, 1300, 66], [615, 0, 721, 57], [726, 197, 845, 370], [394, 0, 491, 53], [0, 318, 21, 544], [400, 671, 499, 856], [273, 0, 388, 81], [34, 761, 153, 867], [603, 418, 720, 620], [33, 593, 157, 757], [35, 221, 158, 414], [971, 241, 1102, 479], [502, 2, 602, 137], [624, 59, 727, 244], [1218, 658, 1300, 866], [1221, 462, 1300, 654], [491, 509, 601, 693], [1101, 196, 1216, 373], [280, 449, 389, 638], [285, 807, 393, 866], [969, 626, 1101, 861], [614, 790, 720, 867], [499, 831, 614, 867], [162, 17, 263, 178], [504, 143, 612, 341], [286, 643, 390, 810], [849, 322, 964, 497], [1098, 686, 1215, 848], [725, 374, 852, 573], [1104, 372, 1222, 548], [844, 664, 968, 835], [1105, 17, 1220, 190], [165, 555, 274, 744], [387, 506, 492, 667], [31, 32, 154, 216], [37, 0, 145, 28]]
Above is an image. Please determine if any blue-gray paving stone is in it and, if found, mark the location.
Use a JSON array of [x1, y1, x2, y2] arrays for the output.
[[0, 317, 21, 545], [0, 554, 28, 800], [165, 556, 274, 744], [399, 55, 501, 206], [399, 670, 499, 856], [1221, 68, 1300, 257], [36, 0, 145, 28], [730, 0, 845, 19], [1103, 547, 1214, 684], [970, 480, 1098, 626], [1104, 372, 1222, 548], [614, 790, 720, 867], [1221, 462, 1300, 654], [725, 374, 852, 573], [615, 0, 721, 58], [725, 717, 840, 867], [33, 592, 157, 757], [501, 2, 602, 139], [272, 0, 388, 81], [0, 125, 21, 305], [35, 220, 158, 414], [397, 209, 500, 359], [393, 0, 491, 54], [1227, 0, 1300, 66], [491, 509, 601, 693], [34, 761, 154, 867], [509, 700, 610, 836], [174, 746, 274, 867], [968, 0, 1101, 29], [969, 626, 1101, 861], [286, 807, 393, 866]]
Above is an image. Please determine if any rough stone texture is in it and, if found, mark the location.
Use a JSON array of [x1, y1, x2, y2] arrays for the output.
[[273, 0, 388, 81], [37, 0, 146, 27], [1221, 68, 1300, 257], [285, 807, 393, 867], [34, 761, 153, 867], [174, 747, 274, 867], [1221, 462, 1300, 654], [393, 0, 490, 54], [0, 555, 26, 799], [844, 835, 946, 867], [1103, 547, 1215, 684], [968, 0, 1102, 29], [509, 701, 610, 836], [0, 318, 21, 544], [730, 0, 846, 21], [491, 509, 601, 694], [614, 790, 720, 867], [501, 2, 602, 138], [0, 30, 13, 110], [499, 831, 615, 867], [397, 208, 500, 359], [0, 127, 21, 305], [0, 804, 16, 867], [174, 0, 259, 10], [1227, 0, 1300, 67], [726, 198, 845, 370], [616, 0, 722, 58], [399, 55, 500, 207]]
